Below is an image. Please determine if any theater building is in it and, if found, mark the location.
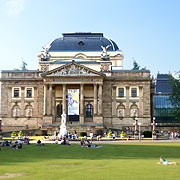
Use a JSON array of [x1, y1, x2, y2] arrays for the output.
[[0, 32, 152, 134]]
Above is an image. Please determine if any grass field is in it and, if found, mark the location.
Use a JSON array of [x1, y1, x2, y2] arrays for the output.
[[0, 142, 180, 180]]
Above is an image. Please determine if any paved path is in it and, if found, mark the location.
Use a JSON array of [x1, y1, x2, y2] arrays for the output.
[[30, 139, 180, 144]]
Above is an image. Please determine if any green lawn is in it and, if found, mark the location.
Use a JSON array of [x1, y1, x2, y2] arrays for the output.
[[0, 142, 180, 180]]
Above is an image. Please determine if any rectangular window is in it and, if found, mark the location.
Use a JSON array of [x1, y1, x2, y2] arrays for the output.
[[131, 88, 137, 97], [14, 89, 19, 97], [118, 88, 124, 97], [26, 88, 32, 98]]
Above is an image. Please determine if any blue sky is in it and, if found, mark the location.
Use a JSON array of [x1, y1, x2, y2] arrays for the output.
[[0, 0, 180, 76]]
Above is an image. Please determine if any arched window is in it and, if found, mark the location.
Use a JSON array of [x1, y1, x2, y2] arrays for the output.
[[57, 104, 62, 117], [85, 104, 93, 117]]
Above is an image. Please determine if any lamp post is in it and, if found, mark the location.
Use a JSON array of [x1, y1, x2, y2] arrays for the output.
[[151, 117, 157, 140], [133, 117, 139, 140], [138, 123, 142, 141], [0, 118, 2, 139]]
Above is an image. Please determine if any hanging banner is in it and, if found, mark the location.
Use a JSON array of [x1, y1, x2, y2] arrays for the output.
[[68, 89, 79, 115]]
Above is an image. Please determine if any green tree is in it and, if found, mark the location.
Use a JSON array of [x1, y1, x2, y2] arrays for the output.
[[169, 73, 180, 120]]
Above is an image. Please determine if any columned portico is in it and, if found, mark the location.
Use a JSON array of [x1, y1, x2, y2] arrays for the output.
[[41, 62, 105, 127]]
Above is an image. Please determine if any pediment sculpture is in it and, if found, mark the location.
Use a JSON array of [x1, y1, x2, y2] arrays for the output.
[[49, 64, 96, 76]]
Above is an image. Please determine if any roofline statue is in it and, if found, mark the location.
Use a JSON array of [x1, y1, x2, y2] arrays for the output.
[[101, 45, 111, 60], [40, 41, 52, 61]]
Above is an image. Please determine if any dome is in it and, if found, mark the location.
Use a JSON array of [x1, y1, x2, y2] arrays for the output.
[[48, 32, 119, 52]]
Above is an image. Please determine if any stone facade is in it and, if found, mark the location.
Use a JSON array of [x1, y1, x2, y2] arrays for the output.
[[0, 33, 152, 135]]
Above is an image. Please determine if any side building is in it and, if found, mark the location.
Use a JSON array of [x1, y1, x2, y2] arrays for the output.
[[154, 74, 180, 131], [0, 32, 152, 135]]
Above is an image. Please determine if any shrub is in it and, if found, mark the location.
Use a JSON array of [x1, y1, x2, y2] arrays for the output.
[[18, 131, 23, 136], [143, 131, 152, 138], [80, 132, 87, 137], [108, 130, 112, 136], [120, 131, 125, 137], [11, 131, 16, 137], [96, 129, 104, 136]]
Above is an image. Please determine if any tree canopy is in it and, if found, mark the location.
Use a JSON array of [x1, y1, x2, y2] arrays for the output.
[[169, 73, 180, 120]]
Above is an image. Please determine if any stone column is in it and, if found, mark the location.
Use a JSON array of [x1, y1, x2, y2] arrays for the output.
[[34, 87, 38, 116], [80, 84, 84, 124], [21, 87, 25, 116], [52, 86, 55, 116], [80, 84, 84, 114], [8, 87, 12, 117], [125, 86, 130, 116], [139, 86, 143, 116], [49, 84, 52, 115], [43, 85, 47, 115], [112, 86, 116, 116], [94, 84, 98, 115], [98, 84, 103, 115], [62, 84, 66, 113]]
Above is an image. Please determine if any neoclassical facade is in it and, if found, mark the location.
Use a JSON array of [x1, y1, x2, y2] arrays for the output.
[[0, 33, 152, 134]]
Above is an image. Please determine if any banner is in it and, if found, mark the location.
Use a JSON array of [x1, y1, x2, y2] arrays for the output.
[[68, 89, 79, 115]]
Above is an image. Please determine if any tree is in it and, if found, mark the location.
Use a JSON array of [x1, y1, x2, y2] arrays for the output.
[[169, 73, 180, 121]]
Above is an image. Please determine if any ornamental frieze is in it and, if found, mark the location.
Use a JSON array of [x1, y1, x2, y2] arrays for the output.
[[48, 64, 97, 76], [45, 78, 103, 83]]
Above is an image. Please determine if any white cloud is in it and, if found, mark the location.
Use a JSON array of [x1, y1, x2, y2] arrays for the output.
[[5, 0, 25, 16]]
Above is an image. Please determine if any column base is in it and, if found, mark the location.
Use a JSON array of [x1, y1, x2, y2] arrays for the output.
[[79, 115, 84, 124], [43, 116, 53, 124], [134, 135, 139, 140], [93, 115, 103, 124]]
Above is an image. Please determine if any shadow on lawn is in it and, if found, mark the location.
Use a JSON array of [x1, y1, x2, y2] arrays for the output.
[[0, 143, 180, 165]]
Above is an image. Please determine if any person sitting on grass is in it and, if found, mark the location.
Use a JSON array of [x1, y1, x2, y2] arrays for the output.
[[37, 139, 42, 146], [11, 141, 17, 149], [80, 138, 85, 146], [159, 156, 177, 165], [85, 140, 91, 147], [24, 138, 30, 145], [60, 137, 71, 145]]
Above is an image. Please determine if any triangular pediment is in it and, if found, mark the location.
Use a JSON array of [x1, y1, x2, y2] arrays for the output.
[[42, 62, 105, 77]]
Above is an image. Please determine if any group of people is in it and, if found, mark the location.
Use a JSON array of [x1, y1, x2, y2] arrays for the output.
[[0, 139, 23, 149], [59, 137, 71, 145], [169, 130, 179, 140], [80, 139, 94, 147], [44, 131, 78, 141], [11, 140, 22, 149]]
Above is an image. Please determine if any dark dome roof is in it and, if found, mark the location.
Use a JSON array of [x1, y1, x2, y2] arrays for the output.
[[48, 32, 119, 52]]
